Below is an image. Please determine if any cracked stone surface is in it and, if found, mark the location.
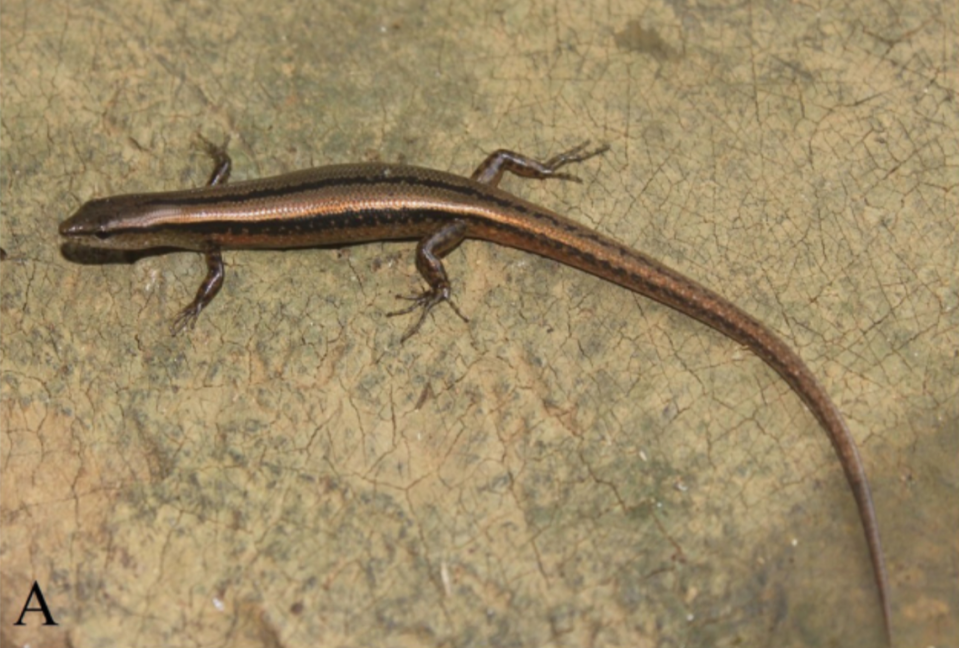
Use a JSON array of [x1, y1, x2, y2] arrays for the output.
[[2, 1, 956, 647]]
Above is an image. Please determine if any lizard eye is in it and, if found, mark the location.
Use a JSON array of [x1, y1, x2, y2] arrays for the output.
[[95, 231, 110, 240]]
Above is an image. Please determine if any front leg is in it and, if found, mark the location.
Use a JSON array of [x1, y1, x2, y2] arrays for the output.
[[170, 249, 225, 336], [387, 220, 470, 342], [170, 136, 231, 335]]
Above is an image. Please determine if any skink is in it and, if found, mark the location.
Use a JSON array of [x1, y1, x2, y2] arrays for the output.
[[59, 139, 891, 640]]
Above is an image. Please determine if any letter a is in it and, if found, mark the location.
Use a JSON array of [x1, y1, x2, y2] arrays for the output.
[[13, 581, 57, 626]]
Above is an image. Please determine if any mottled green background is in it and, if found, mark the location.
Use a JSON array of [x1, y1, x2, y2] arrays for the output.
[[2, 1, 956, 647]]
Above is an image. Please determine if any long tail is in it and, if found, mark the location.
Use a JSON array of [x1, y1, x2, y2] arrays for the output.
[[493, 208, 891, 640]]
